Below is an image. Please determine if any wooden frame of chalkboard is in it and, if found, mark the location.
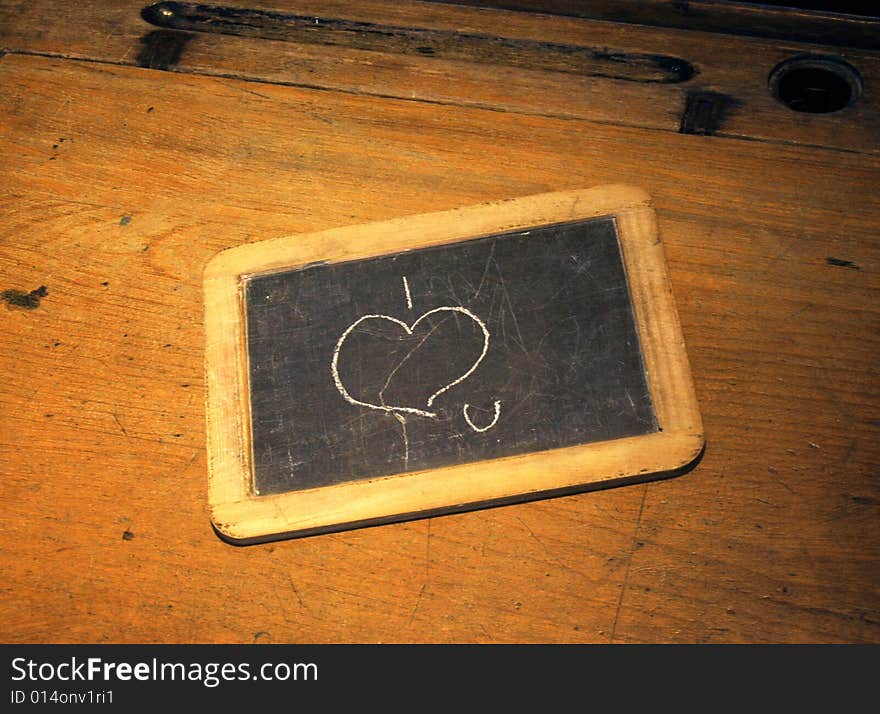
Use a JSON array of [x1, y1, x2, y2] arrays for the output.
[[204, 185, 703, 543]]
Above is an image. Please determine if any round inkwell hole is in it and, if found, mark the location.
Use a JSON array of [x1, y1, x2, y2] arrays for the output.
[[769, 55, 862, 114]]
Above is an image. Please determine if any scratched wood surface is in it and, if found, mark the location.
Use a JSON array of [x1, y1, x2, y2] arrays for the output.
[[0, 0, 878, 643], [1, 0, 878, 153]]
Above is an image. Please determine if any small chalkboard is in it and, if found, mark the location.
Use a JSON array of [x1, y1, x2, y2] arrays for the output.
[[204, 186, 703, 543]]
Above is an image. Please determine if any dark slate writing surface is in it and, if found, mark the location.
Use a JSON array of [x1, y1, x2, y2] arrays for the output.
[[245, 217, 658, 495]]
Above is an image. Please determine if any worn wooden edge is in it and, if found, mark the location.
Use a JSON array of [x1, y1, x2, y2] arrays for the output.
[[2, 3, 878, 155], [203, 184, 704, 542], [429, 0, 880, 50]]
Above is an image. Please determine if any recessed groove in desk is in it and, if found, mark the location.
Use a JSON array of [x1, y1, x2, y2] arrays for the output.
[[1, 0, 877, 153], [141, 1, 695, 84]]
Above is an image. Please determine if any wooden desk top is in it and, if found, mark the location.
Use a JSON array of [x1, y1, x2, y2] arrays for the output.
[[1, 0, 877, 643]]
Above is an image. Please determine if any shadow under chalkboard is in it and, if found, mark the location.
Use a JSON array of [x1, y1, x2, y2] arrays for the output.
[[244, 216, 658, 496]]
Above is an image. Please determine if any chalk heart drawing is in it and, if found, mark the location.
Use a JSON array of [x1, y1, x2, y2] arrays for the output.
[[331, 306, 501, 432]]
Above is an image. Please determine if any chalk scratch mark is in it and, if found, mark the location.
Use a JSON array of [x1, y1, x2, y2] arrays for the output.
[[445, 275, 465, 329], [495, 260, 527, 354], [402, 276, 413, 310], [394, 412, 409, 469], [332, 279, 505, 464], [378, 314, 455, 411], [463, 400, 502, 433], [331, 306, 491, 418], [474, 240, 496, 300]]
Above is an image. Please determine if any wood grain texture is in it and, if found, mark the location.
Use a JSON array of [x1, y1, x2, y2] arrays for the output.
[[431, 0, 880, 49], [0, 0, 878, 643], [0, 0, 878, 153]]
